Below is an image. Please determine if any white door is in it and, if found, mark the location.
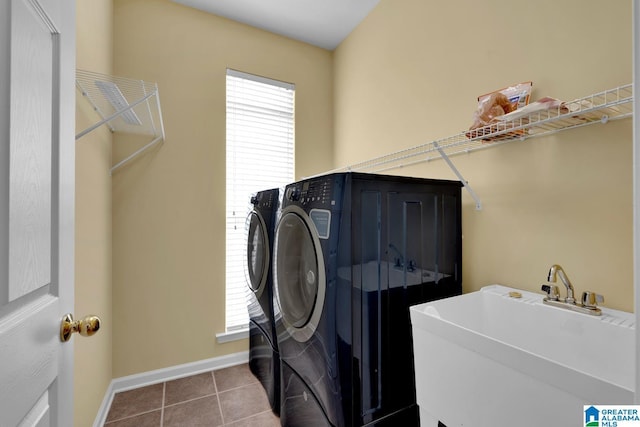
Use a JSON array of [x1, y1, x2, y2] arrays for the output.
[[0, 0, 76, 426]]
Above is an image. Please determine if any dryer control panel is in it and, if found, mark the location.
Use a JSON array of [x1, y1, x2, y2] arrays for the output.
[[285, 176, 336, 207]]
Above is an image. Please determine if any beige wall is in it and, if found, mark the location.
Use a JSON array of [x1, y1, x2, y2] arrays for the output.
[[334, 0, 633, 311], [111, 0, 333, 377], [75, 0, 113, 426]]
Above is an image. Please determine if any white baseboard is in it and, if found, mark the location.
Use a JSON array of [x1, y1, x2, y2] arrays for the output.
[[92, 351, 250, 427]]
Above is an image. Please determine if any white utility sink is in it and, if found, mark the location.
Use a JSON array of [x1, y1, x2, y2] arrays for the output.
[[410, 284, 635, 427]]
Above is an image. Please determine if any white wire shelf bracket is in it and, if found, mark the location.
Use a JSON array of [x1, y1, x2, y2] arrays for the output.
[[321, 84, 633, 206], [433, 141, 483, 210], [75, 69, 166, 173]]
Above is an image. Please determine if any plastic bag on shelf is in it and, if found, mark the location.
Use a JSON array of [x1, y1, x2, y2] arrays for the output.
[[495, 96, 569, 122], [466, 82, 533, 141]]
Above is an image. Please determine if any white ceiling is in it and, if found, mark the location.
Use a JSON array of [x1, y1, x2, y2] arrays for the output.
[[172, 0, 380, 50]]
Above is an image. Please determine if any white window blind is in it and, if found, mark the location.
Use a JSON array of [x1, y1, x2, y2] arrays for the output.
[[225, 69, 295, 332]]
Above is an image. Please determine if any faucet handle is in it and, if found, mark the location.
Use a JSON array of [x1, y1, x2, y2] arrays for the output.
[[582, 291, 604, 308], [541, 284, 560, 301]]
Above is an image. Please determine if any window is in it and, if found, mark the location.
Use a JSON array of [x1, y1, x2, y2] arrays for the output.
[[225, 69, 295, 333]]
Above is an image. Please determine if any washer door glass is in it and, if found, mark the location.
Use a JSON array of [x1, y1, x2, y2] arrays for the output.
[[247, 211, 268, 293], [276, 212, 319, 328]]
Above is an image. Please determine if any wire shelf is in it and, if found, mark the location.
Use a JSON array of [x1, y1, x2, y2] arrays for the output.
[[76, 69, 166, 173], [327, 84, 633, 175]]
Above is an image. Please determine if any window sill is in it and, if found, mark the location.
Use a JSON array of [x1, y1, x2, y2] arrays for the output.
[[216, 328, 249, 344]]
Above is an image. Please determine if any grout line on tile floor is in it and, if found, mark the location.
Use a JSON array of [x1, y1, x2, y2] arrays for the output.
[[229, 409, 276, 425], [163, 392, 218, 409], [217, 381, 261, 395], [104, 408, 161, 425], [160, 382, 166, 426], [213, 371, 225, 425]]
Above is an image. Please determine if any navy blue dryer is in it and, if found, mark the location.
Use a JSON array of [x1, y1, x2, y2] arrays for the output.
[[274, 173, 462, 427], [246, 188, 280, 415]]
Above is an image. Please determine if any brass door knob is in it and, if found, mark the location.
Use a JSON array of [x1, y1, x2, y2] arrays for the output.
[[60, 313, 101, 342]]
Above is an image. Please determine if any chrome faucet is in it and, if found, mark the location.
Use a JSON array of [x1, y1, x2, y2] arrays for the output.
[[388, 243, 416, 272], [547, 264, 575, 304], [388, 243, 404, 268], [540, 264, 604, 316]]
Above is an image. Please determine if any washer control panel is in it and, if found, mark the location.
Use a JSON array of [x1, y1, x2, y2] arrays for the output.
[[251, 189, 277, 209]]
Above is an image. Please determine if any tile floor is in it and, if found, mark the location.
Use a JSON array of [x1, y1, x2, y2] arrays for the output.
[[104, 363, 280, 427]]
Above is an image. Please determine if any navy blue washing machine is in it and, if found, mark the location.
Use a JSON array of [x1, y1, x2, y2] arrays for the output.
[[273, 173, 462, 427], [246, 188, 281, 415]]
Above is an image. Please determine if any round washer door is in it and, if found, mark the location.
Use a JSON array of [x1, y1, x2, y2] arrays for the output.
[[274, 205, 326, 343], [246, 211, 269, 299]]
